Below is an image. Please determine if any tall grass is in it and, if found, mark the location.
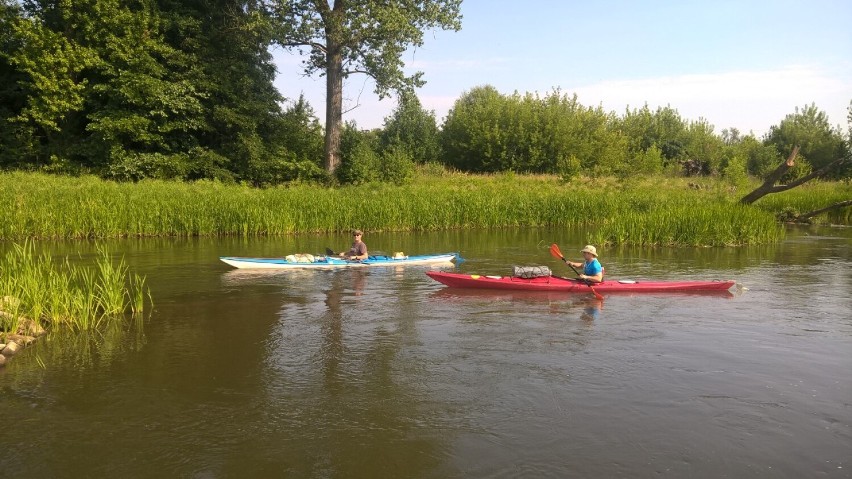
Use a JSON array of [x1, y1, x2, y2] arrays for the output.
[[0, 241, 150, 334], [750, 180, 852, 224], [0, 170, 824, 246]]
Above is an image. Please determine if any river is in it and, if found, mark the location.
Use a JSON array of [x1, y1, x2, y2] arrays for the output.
[[1, 226, 850, 478]]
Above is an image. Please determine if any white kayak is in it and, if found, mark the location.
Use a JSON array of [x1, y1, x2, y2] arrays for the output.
[[219, 253, 461, 269]]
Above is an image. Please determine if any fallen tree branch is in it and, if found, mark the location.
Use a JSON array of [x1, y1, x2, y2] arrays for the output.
[[740, 146, 799, 204], [741, 147, 849, 204], [798, 199, 852, 221]]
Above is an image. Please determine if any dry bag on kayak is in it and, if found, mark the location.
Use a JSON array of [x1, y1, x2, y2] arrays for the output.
[[512, 265, 552, 279]]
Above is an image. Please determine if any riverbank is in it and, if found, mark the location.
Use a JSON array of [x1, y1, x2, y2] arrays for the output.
[[1, 171, 848, 245]]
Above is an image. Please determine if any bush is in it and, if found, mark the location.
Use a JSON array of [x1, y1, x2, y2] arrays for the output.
[[380, 145, 415, 185]]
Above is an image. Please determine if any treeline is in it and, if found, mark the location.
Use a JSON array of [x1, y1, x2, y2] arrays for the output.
[[0, 0, 324, 185], [1, 1, 849, 185]]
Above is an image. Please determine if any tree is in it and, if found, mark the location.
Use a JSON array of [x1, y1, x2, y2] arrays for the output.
[[764, 103, 850, 179], [270, 0, 462, 174], [1, 0, 321, 184], [379, 91, 440, 164]]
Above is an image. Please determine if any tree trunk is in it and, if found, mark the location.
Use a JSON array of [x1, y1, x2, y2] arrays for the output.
[[740, 146, 799, 204], [799, 200, 852, 221], [324, 46, 343, 175]]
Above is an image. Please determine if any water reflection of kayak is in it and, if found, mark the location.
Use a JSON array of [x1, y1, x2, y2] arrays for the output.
[[426, 271, 737, 294], [220, 253, 460, 269]]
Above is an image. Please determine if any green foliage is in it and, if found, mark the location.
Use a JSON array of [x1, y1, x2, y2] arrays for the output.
[[765, 103, 850, 178], [441, 86, 629, 175], [721, 154, 749, 188], [0, 0, 323, 185], [726, 135, 781, 177], [380, 144, 416, 185], [0, 241, 149, 333], [274, 1, 462, 99], [617, 105, 687, 166], [682, 118, 726, 175], [631, 144, 665, 176], [557, 155, 581, 182], [336, 123, 381, 184], [380, 92, 441, 164], [779, 156, 813, 184]]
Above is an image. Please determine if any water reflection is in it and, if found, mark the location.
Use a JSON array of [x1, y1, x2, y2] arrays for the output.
[[578, 297, 603, 323], [258, 268, 447, 477], [1, 316, 146, 375]]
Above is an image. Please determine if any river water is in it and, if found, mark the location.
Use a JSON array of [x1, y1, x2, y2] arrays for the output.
[[1, 227, 850, 478]]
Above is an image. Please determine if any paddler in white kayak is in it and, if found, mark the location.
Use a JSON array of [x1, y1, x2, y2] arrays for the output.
[[339, 229, 368, 260]]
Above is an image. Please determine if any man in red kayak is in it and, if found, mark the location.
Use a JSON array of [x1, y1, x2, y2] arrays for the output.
[[565, 245, 603, 283], [339, 229, 368, 260]]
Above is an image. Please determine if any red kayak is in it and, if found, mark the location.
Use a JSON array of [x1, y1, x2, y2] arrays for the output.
[[426, 271, 736, 293]]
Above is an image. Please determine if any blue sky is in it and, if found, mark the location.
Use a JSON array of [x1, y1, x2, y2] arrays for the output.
[[272, 0, 852, 136]]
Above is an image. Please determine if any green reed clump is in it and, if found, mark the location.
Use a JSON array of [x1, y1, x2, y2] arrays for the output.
[[0, 170, 807, 245], [0, 242, 150, 333]]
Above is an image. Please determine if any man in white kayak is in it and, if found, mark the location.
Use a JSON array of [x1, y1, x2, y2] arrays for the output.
[[339, 229, 368, 260], [564, 245, 603, 283]]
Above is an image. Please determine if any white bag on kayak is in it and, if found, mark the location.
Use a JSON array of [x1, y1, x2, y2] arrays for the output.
[[512, 265, 552, 279], [285, 253, 315, 263]]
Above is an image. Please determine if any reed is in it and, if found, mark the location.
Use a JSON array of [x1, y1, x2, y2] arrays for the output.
[[0, 241, 150, 334], [1, 170, 832, 246]]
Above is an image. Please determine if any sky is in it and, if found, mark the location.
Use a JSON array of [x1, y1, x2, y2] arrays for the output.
[[272, 0, 852, 137]]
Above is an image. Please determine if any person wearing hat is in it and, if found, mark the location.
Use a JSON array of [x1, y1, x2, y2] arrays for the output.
[[565, 245, 603, 283], [339, 229, 368, 260]]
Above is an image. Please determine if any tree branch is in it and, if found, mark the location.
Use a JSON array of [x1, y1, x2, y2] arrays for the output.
[[765, 157, 850, 193], [799, 199, 852, 220], [280, 40, 327, 53], [740, 146, 799, 204]]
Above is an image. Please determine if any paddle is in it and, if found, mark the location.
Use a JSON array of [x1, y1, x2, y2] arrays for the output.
[[328, 246, 364, 261], [549, 243, 604, 300]]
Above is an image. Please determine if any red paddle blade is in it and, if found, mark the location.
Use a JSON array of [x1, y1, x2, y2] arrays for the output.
[[549, 243, 564, 259]]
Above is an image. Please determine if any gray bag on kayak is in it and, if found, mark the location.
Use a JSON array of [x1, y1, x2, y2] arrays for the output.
[[513, 265, 552, 279]]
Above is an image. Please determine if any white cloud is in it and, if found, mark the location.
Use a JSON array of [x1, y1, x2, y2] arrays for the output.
[[572, 65, 851, 135]]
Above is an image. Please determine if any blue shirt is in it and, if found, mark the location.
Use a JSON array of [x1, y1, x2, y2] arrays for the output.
[[584, 258, 602, 276]]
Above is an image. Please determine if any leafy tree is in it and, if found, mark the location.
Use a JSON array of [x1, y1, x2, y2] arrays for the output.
[[1, 0, 323, 184], [380, 144, 416, 185], [725, 135, 780, 177], [441, 86, 628, 175], [336, 121, 380, 184], [379, 91, 440, 164], [270, 0, 462, 174], [681, 118, 726, 175], [618, 105, 688, 167], [765, 103, 850, 179], [440, 85, 507, 172], [0, 0, 30, 168]]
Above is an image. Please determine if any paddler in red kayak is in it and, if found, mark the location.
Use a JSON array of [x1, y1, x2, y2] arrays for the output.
[[339, 229, 368, 260], [564, 245, 603, 283]]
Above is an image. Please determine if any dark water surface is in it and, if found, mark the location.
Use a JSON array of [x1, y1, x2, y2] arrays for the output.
[[1, 227, 850, 478]]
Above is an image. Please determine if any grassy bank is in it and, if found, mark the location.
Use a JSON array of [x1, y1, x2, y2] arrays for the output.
[[2, 170, 845, 246], [0, 242, 149, 334]]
